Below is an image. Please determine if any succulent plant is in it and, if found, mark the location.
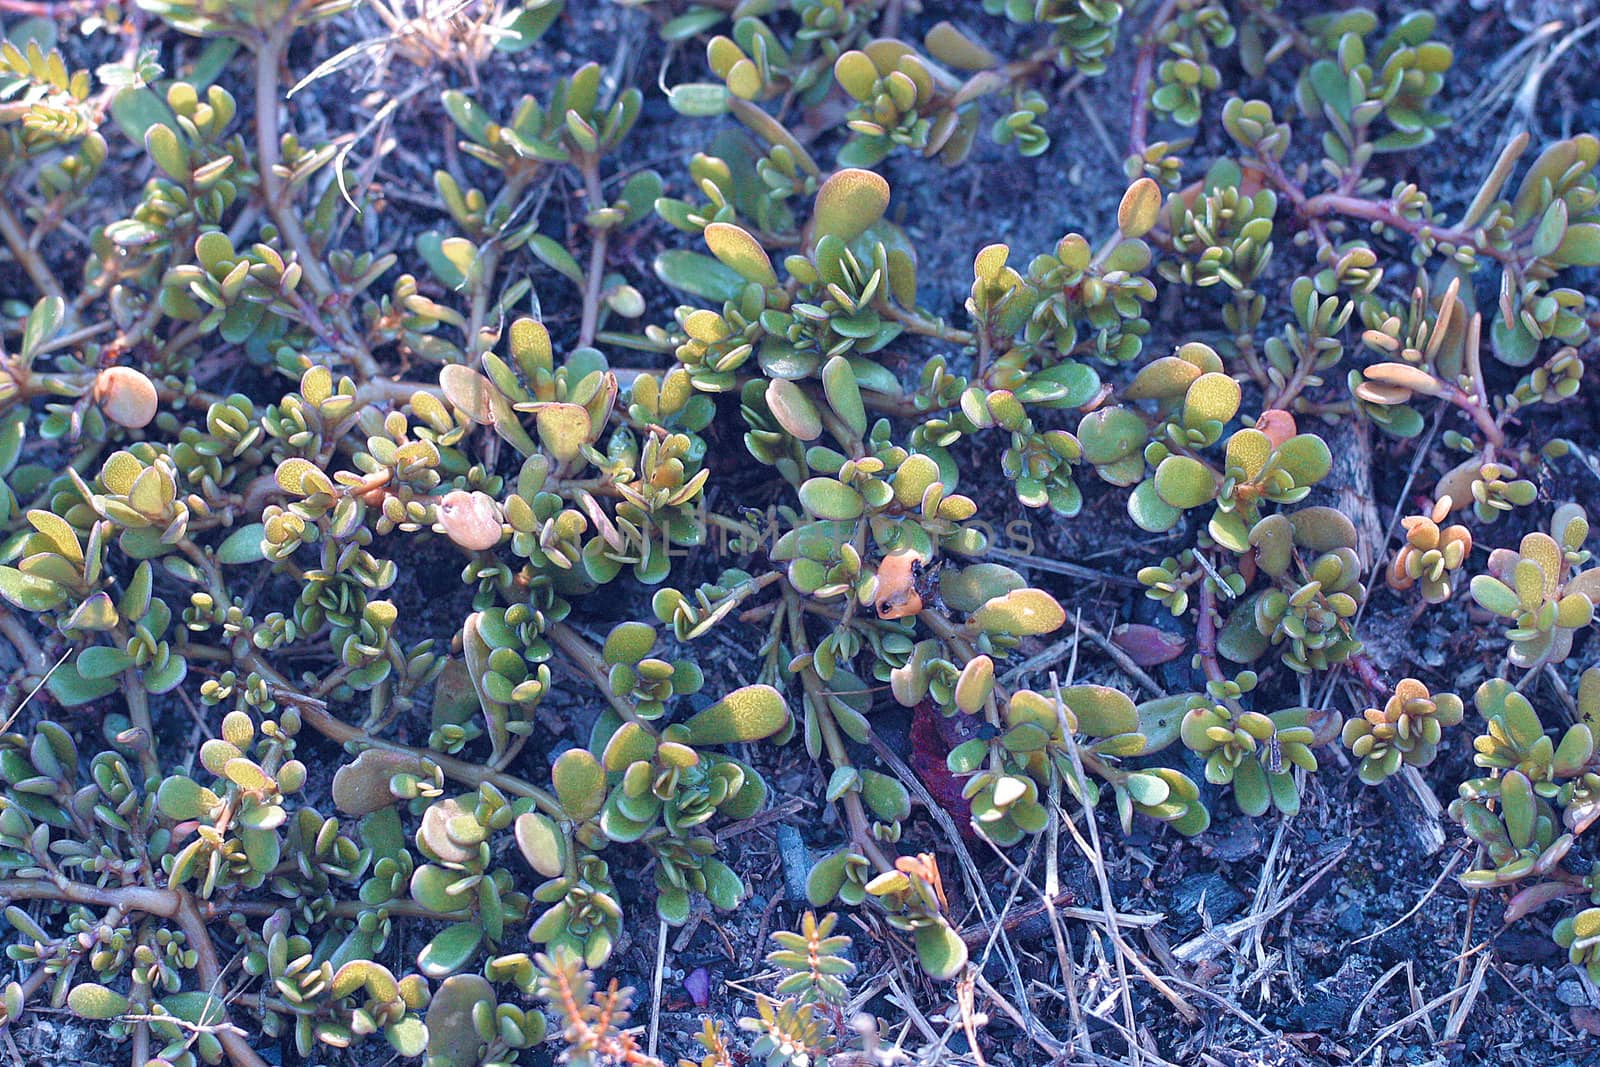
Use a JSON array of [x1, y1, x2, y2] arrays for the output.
[[1469, 504, 1600, 668], [1342, 678, 1463, 783], [1181, 690, 1317, 817], [1387, 499, 1473, 605], [0, 1, 1598, 1062], [1450, 678, 1597, 893], [1555, 909, 1600, 984]]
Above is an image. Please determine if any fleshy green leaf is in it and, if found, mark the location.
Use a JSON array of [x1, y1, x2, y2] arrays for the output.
[[417, 922, 483, 978], [683, 684, 790, 745], [971, 589, 1065, 636], [68, 983, 129, 1021], [704, 223, 778, 287], [913, 920, 968, 979], [216, 524, 266, 565], [1153, 455, 1217, 510], [552, 749, 607, 820], [812, 168, 890, 244]]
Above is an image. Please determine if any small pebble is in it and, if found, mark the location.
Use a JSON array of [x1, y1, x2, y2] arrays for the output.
[[775, 822, 810, 903], [684, 966, 711, 1009], [1557, 979, 1595, 1007]]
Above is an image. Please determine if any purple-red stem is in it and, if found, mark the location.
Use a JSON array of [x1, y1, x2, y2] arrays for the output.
[[1128, 0, 1181, 158], [1299, 193, 1516, 268], [1195, 579, 1226, 685]]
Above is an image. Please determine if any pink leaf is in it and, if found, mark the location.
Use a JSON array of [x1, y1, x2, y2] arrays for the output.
[[909, 700, 977, 841], [1504, 880, 1583, 923], [1111, 623, 1186, 666]]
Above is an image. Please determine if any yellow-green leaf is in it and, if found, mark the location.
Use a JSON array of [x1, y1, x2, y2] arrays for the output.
[[683, 684, 790, 745], [704, 222, 777, 287], [535, 403, 592, 462], [26, 510, 81, 565], [1117, 178, 1163, 238], [972, 589, 1065, 636], [813, 168, 890, 244]]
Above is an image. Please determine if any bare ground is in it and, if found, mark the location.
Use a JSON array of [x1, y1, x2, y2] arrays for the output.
[[8, 1, 1600, 1065]]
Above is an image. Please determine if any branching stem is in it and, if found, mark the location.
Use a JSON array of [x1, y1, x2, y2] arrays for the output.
[[0, 878, 268, 1067], [0, 197, 65, 309], [253, 27, 380, 380], [1128, 0, 1182, 158], [0, 608, 46, 674], [1298, 192, 1517, 267], [578, 157, 610, 349], [780, 587, 893, 872], [467, 173, 535, 343], [547, 621, 659, 733], [241, 650, 565, 817], [1194, 578, 1228, 688], [879, 303, 976, 347]]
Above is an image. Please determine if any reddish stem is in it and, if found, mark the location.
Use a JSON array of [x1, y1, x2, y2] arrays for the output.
[[0, 879, 268, 1067], [1443, 383, 1507, 448], [1195, 579, 1226, 685], [0, 0, 95, 14], [1128, 0, 1181, 157], [1349, 652, 1387, 698], [1299, 193, 1516, 267]]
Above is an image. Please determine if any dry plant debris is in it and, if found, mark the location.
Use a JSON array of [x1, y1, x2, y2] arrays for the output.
[[0, 1, 1596, 1065]]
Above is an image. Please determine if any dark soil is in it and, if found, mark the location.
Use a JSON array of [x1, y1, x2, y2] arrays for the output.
[[9, 1, 1600, 1065], [590, 3, 1600, 1064]]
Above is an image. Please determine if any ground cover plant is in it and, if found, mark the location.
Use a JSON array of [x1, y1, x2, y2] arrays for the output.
[[0, 0, 1598, 1063]]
